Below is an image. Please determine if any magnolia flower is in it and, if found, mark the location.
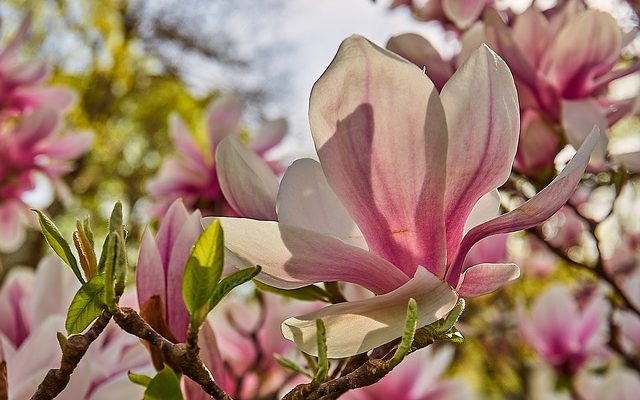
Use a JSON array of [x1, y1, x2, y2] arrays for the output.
[[343, 346, 475, 400], [146, 95, 287, 218], [209, 35, 598, 358], [518, 285, 609, 376], [390, 0, 491, 30], [576, 368, 640, 400], [0, 14, 75, 115], [0, 255, 151, 400], [0, 107, 92, 253], [135, 198, 227, 399]]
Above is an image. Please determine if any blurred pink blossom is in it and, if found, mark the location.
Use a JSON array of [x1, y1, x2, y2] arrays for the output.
[[344, 346, 475, 400], [146, 94, 287, 218], [518, 285, 609, 376], [0, 255, 151, 400], [391, 0, 492, 30]]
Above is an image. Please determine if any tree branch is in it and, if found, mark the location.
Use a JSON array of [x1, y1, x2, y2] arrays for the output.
[[30, 310, 112, 400], [112, 307, 231, 400]]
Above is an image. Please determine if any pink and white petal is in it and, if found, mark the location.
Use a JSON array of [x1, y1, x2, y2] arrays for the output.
[[29, 255, 80, 329], [542, 10, 621, 95], [250, 118, 288, 154], [216, 136, 278, 220], [530, 286, 580, 354], [561, 99, 608, 166], [276, 158, 366, 249], [0, 201, 27, 254], [512, 6, 552, 68], [135, 227, 167, 311], [206, 94, 244, 153], [442, 0, 486, 29], [16, 107, 59, 148], [4, 62, 48, 86], [448, 128, 599, 284], [13, 87, 77, 111], [281, 268, 458, 358], [210, 217, 409, 295], [155, 199, 191, 270], [309, 35, 448, 277], [166, 210, 203, 342], [0, 13, 31, 63], [34, 132, 93, 160], [169, 114, 208, 170], [455, 21, 485, 67], [456, 263, 519, 298], [612, 150, 640, 173], [441, 44, 519, 262], [386, 33, 453, 90], [463, 190, 500, 234]]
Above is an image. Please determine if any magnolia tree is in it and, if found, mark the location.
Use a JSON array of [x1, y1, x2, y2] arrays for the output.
[[0, 1, 639, 399]]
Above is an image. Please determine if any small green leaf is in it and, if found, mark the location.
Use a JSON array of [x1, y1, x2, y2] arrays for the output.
[[182, 220, 224, 325], [82, 216, 94, 248], [253, 281, 331, 303], [274, 354, 312, 379], [128, 371, 152, 387], [103, 232, 121, 310], [312, 319, 328, 386], [33, 209, 84, 284], [387, 298, 418, 369], [98, 202, 125, 272], [144, 365, 183, 400], [74, 219, 97, 279], [437, 298, 465, 334], [209, 266, 261, 310], [65, 274, 106, 334]]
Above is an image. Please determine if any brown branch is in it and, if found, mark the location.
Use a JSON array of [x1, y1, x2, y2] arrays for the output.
[[1, 359, 7, 400], [30, 310, 112, 400], [112, 307, 231, 400]]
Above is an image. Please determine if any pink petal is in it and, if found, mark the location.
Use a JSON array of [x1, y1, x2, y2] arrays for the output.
[[206, 94, 244, 154], [447, 128, 599, 285], [0, 201, 27, 254], [309, 35, 448, 277], [442, 0, 486, 29], [455, 22, 485, 67], [155, 199, 191, 271], [29, 255, 80, 329], [386, 33, 453, 90], [169, 114, 208, 172], [135, 227, 166, 313], [0, 13, 31, 64], [561, 99, 609, 166], [456, 263, 520, 298], [282, 268, 458, 358], [211, 217, 410, 295], [541, 10, 621, 96], [441, 44, 519, 269], [512, 6, 552, 68], [34, 132, 93, 160], [250, 118, 288, 154], [13, 87, 77, 111], [215, 136, 278, 220], [15, 107, 59, 148], [514, 110, 561, 175], [166, 210, 202, 342], [4, 61, 48, 86], [276, 158, 366, 249], [463, 190, 500, 235]]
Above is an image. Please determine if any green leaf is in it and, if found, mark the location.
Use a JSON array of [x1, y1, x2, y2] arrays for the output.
[[103, 232, 124, 310], [274, 355, 312, 379], [253, 281, 331, 303], [437, 299, 465, 334], [144, 365, 183, 400], [33, 209, 84, 284], [98, 202, 125, 273], [65, 274, 106, 334], [209, 266, 261, 310], [387, 298, 418, 369], [82, 216, 94, 248], [182, 220, 224, 324], [128, 371, 152, 387], [312, 319, 328, 386]]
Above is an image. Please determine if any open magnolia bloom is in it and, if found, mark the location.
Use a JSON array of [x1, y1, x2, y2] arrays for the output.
[[207, 35, 599, 358]]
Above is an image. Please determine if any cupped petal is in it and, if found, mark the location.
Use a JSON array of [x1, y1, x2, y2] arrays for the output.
[[209, 217, 409, 295], [386, 33, 453, 90], [442, 0, 486, 30], [166, 210, 202, 342], [309, 34, 448, 277], [281, 268, 458, 358], [135, 227, 166, 313], [447, 128, 600, 285], [456, 263, 520, 298], [155, 199, 190, 270], [206, 94, 244, 153], [441, 44, 519, 267], [250, 118, 288, 154], [542, 10, 621, 96], [276, 158, 366, 249], [216, 137, 279, 220]]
